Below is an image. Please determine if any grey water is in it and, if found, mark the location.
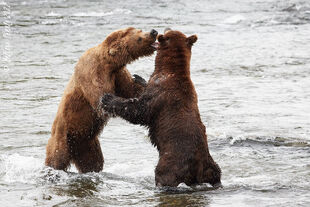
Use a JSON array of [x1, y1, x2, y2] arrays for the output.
[[0, 0, 310, 206]]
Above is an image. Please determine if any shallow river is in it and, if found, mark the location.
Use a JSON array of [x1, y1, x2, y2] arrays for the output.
[[1, 0, 310, 206]]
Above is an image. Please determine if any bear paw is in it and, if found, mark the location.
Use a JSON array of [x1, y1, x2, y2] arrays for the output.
[[101, 93, 117, 114], [133, 74, 147, 87]]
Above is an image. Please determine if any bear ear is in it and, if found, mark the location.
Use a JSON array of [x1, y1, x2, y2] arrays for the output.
[[108, 48, 118, 56], [187, 35, 198, 46], [158, 34, 165, 43], [164, 28, 172, 34]]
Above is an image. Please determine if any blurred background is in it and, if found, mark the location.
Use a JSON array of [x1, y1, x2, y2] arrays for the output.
[[0, 0, 309, 206]]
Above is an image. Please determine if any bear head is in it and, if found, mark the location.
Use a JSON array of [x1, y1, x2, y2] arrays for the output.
[[157, 28, 197, 51], [155, 28, 197, 73], [104, 27, 158, 67]]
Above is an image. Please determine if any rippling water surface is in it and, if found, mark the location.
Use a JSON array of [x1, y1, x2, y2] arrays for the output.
[[1, 0, 310, 206]]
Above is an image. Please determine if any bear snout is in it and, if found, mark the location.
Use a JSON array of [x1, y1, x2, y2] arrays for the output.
[[150, 29, 158, 39]]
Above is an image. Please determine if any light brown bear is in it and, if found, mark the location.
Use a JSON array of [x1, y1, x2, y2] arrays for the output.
[[45, 27, 158, 173]]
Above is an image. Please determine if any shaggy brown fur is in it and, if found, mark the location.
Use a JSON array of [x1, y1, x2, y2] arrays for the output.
[[45, 27, 158, 173], [101, 29, 222, 187]]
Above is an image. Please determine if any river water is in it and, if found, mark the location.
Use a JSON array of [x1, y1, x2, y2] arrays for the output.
[[0, 0, 310, 206]]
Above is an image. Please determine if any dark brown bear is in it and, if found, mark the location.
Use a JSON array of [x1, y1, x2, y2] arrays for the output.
[[101, 29, 222, 187], [45, 27, 157, 173]]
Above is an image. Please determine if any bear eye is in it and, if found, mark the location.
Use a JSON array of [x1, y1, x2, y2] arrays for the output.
[[138, 37, 142, 42]]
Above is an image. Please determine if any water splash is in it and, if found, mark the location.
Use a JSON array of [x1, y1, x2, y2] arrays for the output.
[[0, 153, 43, 184]]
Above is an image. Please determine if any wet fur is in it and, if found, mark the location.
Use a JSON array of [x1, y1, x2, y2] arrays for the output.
[[102, 30, 221, 187], [45, 27, 156, 173]]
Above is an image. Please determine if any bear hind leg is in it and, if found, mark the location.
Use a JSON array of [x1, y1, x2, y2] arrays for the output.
[[72, 137, 104, 173], [155, 170, 180, 187], [155, 160, 180, 187], [45, 141, 71, 171]]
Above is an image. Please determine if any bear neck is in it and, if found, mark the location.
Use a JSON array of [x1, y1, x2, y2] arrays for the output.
[[155, 49, 191, 76]]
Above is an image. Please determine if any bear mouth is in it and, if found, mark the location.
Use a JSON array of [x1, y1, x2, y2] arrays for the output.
[[151, 42, 159, 50]]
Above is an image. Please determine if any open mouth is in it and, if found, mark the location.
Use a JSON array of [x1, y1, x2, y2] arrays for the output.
[[151, 42, 159, 50]]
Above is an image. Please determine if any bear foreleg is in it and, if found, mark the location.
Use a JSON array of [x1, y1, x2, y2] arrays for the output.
[[101, 93, 149, 125]]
